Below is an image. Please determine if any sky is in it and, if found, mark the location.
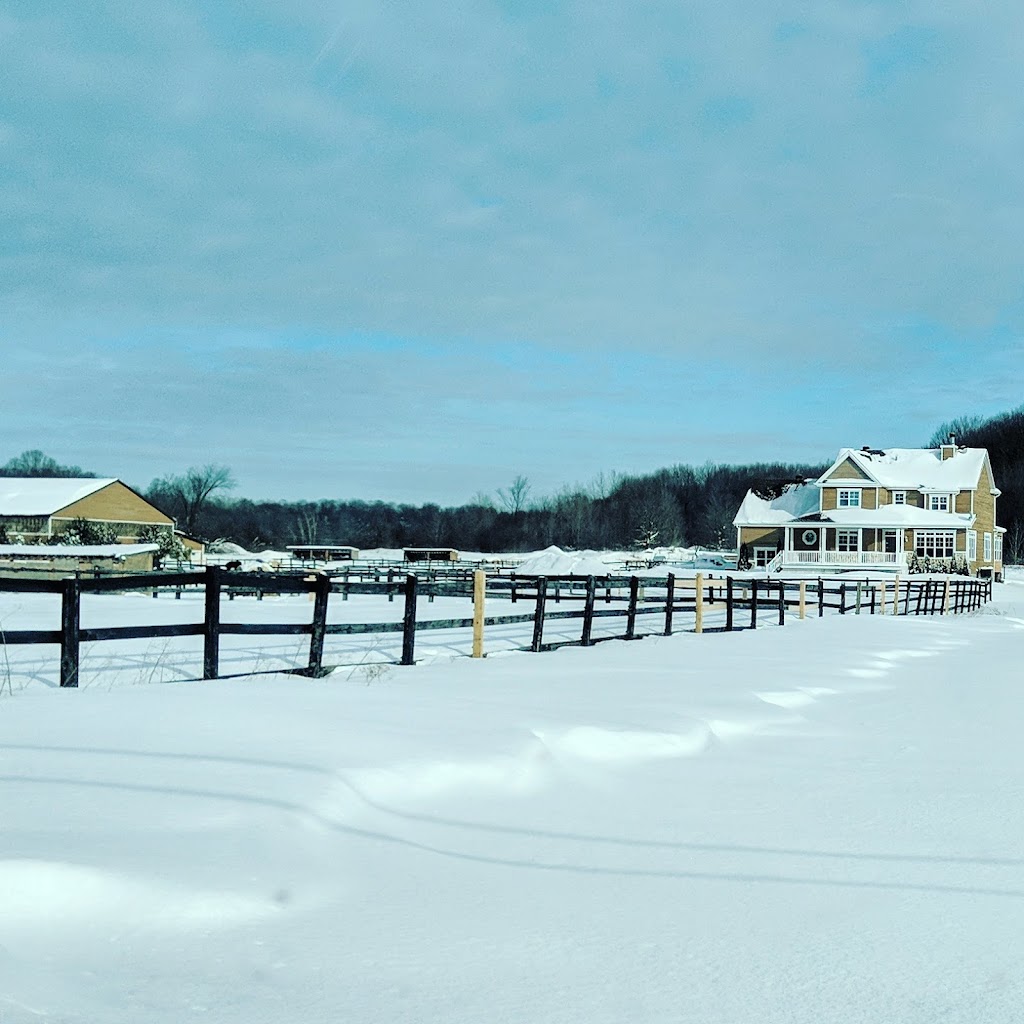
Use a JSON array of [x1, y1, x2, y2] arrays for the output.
[[2, 0, 1023, 505]]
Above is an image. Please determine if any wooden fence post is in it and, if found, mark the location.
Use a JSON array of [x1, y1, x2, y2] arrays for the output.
[[726, 576, 734, 631], [750, 580, 758, 629], [664, 573, 675, 636], [472, 570, 486, 658], [818, 578, 824, 617], [839, 582, 846, 614], [401, 574, 418, 666], [855, 581, 862, 615], [798, 581, 806, 620], [880, 580, 887, 615], [942, 578, 951, 615], [625, 576, 640, 640], [531, 577, 548, 652], [777, 580, 785, 626], [694, 573, 704, 634], [203, 565, 221, 680], [60, 576, 81, 688], [580, 575, 596, 646], [306, 573, 331, 676]]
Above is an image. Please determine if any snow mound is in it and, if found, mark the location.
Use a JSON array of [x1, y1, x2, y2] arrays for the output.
[[515, 545, 617, 576]]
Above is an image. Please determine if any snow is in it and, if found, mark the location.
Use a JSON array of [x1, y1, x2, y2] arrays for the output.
[[0, 478, 116, 515], [2, 569, 1023, 1022], [0, 543, 159, 558], [823, 446, 991, 492], [514, 545, 619, 575]]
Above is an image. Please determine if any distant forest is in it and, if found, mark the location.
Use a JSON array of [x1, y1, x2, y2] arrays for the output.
[[3, 403, 1022, 556]]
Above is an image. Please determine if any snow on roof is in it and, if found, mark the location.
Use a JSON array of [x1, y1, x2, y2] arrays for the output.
[[817, 506, 974, 529], [0, 543, 159, 558], [0, 478, 116, 516], [823, 448, 993, 491], [733, 483, 819, 527]]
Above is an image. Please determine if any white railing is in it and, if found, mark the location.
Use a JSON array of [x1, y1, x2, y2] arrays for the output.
[[781, 550, 908, 567], [764, 551, 785, 573]]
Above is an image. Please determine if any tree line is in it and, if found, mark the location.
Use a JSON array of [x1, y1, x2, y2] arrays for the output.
[[4, 404, 1022, 556]]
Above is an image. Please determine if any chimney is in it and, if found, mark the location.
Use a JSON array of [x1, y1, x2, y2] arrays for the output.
[[940, 435, 956, 461]]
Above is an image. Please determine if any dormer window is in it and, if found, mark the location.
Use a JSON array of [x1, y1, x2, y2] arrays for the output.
[[837, 489, 861, 508], [928, 493, 951, 512], [891, 491, 906, 505]]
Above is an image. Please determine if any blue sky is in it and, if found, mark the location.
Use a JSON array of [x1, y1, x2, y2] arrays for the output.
[[2, 0, 1022, 504]]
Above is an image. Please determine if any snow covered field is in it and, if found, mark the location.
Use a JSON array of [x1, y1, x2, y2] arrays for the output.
[[1, 572, 1023, 1022]]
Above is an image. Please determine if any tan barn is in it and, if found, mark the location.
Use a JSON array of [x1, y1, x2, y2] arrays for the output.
[[0, 478, 174, 543], [733, 443, 1004, 577]]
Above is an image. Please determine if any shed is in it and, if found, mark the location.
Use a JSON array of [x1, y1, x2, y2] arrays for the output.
[[287, 545, 359, 563], [0, 543, 160, 579], [404, 548, 460, 562]]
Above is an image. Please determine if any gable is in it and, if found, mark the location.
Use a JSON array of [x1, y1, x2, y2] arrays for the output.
[[822, 456, 872, 482], [54, 481, 173, 526]]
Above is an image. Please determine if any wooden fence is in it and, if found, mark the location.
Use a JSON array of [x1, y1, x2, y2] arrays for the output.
[[0, 569, 994, 688]]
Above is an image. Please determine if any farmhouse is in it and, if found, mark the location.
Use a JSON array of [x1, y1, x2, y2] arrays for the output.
[[0, 478, 174, 543], [734, 443, 1004, 576]]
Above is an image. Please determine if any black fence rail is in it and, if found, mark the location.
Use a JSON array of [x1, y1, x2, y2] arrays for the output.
[[0, 569, 995, 689]]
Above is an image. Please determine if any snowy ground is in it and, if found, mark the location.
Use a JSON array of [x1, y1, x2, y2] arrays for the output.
[[1, 573, 1023, 1022]]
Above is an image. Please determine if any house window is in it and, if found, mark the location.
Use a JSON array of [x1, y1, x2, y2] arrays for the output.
[[995, 534, 1003, 563], [928, 494, 951, 512], [836, 529, 859, 552], [753, 546, 777, 568], [967, 530, 977, 562], [915, 530, 955, 558], [837, 490, 861, 508], [984, 533, 992, 562], [891, 491, 906, 505]]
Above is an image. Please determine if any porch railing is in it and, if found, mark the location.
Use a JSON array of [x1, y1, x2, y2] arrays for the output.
[[780, 550, 909, 567]]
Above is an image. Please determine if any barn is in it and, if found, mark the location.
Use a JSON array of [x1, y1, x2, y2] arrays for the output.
[[0, 478, 174, 543]]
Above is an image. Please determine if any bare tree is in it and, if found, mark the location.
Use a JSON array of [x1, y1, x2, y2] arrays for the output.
[[296, 506, 321, 545], [148, 464, 236, 535], [497, 475, 532, 515]]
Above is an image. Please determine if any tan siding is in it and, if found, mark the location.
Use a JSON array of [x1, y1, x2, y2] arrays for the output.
[[56, 482, 173, 528], [821, 489, 837, 511], [955, 491, 971, 514], [973, 460, 999, 566], [822, 456, 872, 482], [862, 489, 878, 510], [739, 527, 784, 549]]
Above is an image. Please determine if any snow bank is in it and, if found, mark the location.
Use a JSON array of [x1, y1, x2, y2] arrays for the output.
[[514, 545, 618, 575]]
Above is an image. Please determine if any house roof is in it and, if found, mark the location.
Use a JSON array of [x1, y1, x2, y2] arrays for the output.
[[0, 478, 117, 516], [819, 447, 996, 492], [812, 506, 974, 529], [733, 483, 820, 526]]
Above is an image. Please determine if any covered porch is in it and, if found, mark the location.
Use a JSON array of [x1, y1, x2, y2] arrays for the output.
[[765, 525, 913, 570]]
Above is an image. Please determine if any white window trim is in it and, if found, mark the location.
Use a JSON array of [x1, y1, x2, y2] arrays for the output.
[[984, 533, 992, 562], [753, 546, 777, 568], [891, 491, 906, 505], [837, 489, 862, 508], [927, 493, 951, 512], [915, 530, 956, 559], [994, 533, 1003, 563], [836, 529, 860, 551], [967, 530, 977, 562]]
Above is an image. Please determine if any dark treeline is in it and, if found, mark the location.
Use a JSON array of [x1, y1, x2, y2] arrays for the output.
[[6, 403, 1022, 555], [931, 404, 1024, 562], [185, 462, 825, 552]]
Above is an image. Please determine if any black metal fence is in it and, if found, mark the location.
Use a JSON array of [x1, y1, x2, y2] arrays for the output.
[[0, 569, 995, 689]]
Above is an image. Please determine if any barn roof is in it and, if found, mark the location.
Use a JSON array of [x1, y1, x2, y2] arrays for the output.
[[0, 478, 117, 516]]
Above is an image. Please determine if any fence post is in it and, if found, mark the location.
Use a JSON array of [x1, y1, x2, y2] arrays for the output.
[[625, 576, 640, 640], [472, 570, 486, 658], [750, 580, 758, 629], [942, 578, 950, 615], [511, 572, 517, 605], [839, 582, 846, 614], [880, 580, 887, 615], [799, 581, 806, 620], [855, 581, 862, 615], [60, 576, 81, 688], [531, 577, 548, 652], [694, 573, 704, 634], [306, 573, 331, 676], [726, 576, 734, 631], [818, 578, 824, 617], [401, 574, 418, 666], [777, 580, 785, 626], [203, 565, 221, 680], [580, 575, 596, 646], [664, 573, 675, 636]]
